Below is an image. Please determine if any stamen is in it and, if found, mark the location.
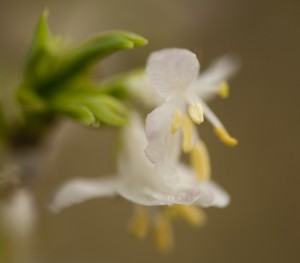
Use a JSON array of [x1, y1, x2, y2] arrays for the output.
[[153, 214, 174, 254], [128, 206, 149, 240], [188, 102, 204, 124], [172, 205, 207, 227], [214, 128, 238, 147], [171, 109, 183, 134], [199, 99, 238, 146], [182, 116, 194, 153], [218, 81, 230, 99], [190, 142, 211, 180]]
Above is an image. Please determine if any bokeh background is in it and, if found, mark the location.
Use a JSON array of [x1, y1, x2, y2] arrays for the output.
[[0, 0, 299, 262]]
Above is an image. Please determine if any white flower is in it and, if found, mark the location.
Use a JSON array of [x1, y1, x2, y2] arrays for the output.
[[50, 113, 229, 213], [145, 48, 239, 168]]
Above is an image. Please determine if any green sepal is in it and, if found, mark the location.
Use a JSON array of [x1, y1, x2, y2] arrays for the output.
[[36, 31, 148, 96], [99, 68, 145, 98], [52, 103, 96, 126], [91, 95, 128, 126], [50, 91, 128, 127], [17, 11, 147, 129]]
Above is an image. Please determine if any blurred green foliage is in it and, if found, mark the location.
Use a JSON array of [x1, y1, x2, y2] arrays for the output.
[[15, 10, 147, 134]]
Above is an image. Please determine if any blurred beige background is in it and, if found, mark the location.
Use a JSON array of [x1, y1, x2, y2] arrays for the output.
[[0, 0, 299, 262]]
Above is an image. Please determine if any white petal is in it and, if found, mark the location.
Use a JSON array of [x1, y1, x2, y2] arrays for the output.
[[120, 112, 148, 164], [118, 177, 200, 206], [176, 164, 229, 208], [144, 187, 200, 206], [146, 48, 199, 98], [117, 183, 165, 206], [191, 54, 240, 99], [49, 177, 118, 213], [145, 102, 175, 165], [196, 180, 230, 208]]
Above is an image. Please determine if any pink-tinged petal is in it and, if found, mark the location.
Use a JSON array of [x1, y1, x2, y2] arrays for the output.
[[144, 187, 200, 206], [145, 102, 174, 142], [49, 177, 118, 213], [145, 102, 175, 165], [144, 140, 166, 165], [117, 183, 166, 206], [118, 179, 200, 206], [176, 164, 230, 208], [146, 48, 200, 98]]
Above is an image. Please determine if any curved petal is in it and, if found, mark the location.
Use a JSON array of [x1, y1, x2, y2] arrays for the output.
[[120, 112, 149, 165], [145, 188, 200, 206], [196, 180, 230, 208], [176, 164, 229, 208], [49, 177, 118, 213], [145, 102, 175, 165], [118, 179, 200, 206], [146, 48, 199, 98], [190, 54, 240, 99], [118, 183, 165, 206]]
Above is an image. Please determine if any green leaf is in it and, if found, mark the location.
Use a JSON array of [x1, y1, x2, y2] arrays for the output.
[[36, 31, 148, 96]]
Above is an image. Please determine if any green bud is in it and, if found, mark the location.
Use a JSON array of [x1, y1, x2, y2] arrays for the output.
[[50, 90, 128, 127], [52, 103, 96, 127], [36, 31, 148, 96], [17, 11, 147, 129]]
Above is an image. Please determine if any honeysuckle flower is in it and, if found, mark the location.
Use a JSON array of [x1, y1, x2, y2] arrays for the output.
[[50, 112, 229, 213], [145, 48, 239, 171]]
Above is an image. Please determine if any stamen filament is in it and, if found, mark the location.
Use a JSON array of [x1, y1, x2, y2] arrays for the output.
[[172, 205, 207, 227], [218, 81, 230, 99], [214, 128, 238, 147], [171, 109, 183, 134], [129, 206, 149, 240], [190, 142, 211, 180], [182, 116, 194, 153], [153, 214, 174, 254], [199, 98, 238, 146]]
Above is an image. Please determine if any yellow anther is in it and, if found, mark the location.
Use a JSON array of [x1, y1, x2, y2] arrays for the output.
[[182, 116, 194, 153], [214, 127, 238, 147], [172, 205, 207, 227], [218, 81, 230, 99], [171, 109, 183, 134], [190, 141, 211, 180], [128, 206, 149, 240], [153, 214, 174, 254], [188, 102, 204, 125]]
